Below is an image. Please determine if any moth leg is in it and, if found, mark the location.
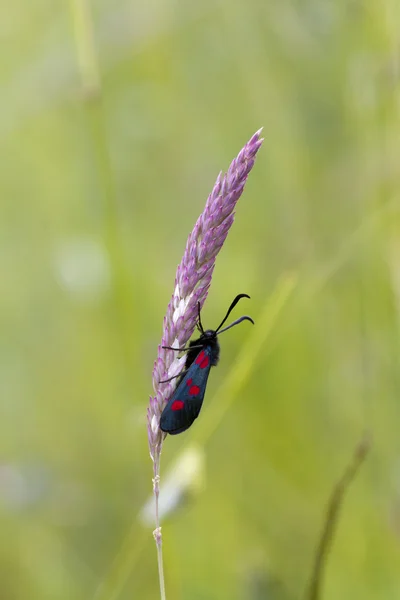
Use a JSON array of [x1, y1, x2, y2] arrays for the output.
[[162, 345, 189, 352], [162, 343, 204, 352], [160, 369, 189, 384]]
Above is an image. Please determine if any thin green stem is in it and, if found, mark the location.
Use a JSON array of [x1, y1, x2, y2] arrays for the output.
[[305, 433, 372, 600], [153, 454, 166, 600]]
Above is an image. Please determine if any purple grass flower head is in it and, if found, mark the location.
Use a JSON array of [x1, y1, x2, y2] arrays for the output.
[[148, 129, 263, 459]]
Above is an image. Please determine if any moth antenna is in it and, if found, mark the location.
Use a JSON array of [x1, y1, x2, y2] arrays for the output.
[[197, 301, 205, 334], [217, 315, 254, 335], [215, 294, 251, 333]]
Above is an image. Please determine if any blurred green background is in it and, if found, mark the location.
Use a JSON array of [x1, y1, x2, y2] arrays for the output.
[[1, 1, 400, 599]]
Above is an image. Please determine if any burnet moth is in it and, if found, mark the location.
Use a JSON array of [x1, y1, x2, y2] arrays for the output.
[[160, 294, 254, 435]]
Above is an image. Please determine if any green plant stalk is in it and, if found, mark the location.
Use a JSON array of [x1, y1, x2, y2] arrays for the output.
[[69, 0, 134, 371]]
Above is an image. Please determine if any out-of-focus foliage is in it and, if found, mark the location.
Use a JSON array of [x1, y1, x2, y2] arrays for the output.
[[1, 1, 400, 599]]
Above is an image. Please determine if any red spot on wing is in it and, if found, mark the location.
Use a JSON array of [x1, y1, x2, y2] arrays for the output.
[[189, 385, 200, 396], [186, 378, 193, 387], [195, 350, 210, 369], [195, 350, 205, 365], [171, 400, 184, 411]]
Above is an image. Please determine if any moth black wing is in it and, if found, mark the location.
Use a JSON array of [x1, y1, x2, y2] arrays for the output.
[[160, 346, 213, 435]]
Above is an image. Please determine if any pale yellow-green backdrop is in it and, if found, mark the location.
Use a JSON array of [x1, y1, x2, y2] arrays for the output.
[[1, 1, 400, 599]]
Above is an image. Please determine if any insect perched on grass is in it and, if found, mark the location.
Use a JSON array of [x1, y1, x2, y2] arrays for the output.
[[160, 294, 254, 435]]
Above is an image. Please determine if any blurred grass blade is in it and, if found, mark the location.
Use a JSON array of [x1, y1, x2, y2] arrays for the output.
[[70, 0, 100, 96], [93, 526, 147, 600], [94, 273, 297, 600], [194, 272, 298, 444]]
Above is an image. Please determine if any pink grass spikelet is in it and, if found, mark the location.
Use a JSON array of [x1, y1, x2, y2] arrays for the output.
[[147, 129, 263, 599], [148, 129, 263, 458]]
